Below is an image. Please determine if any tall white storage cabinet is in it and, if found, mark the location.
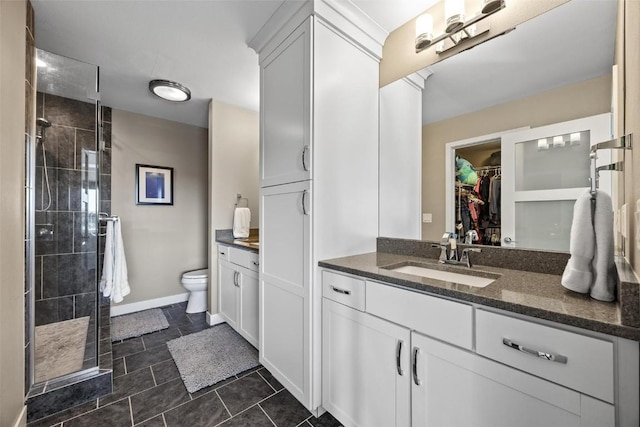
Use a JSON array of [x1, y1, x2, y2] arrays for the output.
[[250, 0, 386, 412]]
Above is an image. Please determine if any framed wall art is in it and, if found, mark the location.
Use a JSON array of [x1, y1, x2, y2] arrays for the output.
[[135, 164, 174, 205]]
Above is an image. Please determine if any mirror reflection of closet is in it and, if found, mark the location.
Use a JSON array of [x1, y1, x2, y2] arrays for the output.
[[454, 141, 502, 246]]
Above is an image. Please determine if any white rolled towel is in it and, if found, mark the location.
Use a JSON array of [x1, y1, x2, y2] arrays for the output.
[[561, 190, 594, 294], [590, 190, 616, 302], [233, 207, 251, 239]]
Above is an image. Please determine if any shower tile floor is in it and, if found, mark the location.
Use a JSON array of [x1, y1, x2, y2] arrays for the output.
[[34, 317, 90, 383], [28, 302, 343, 427]]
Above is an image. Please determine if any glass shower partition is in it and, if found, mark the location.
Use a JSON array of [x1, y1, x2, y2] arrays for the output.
[[30, 48, 101, 388]]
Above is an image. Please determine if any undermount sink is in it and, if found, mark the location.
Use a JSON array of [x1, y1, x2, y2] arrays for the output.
[[385, 263, 500, 288]]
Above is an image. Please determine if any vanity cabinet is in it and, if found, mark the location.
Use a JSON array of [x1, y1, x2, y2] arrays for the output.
[[217, 245, 259, 347], [411, 332, 614, 427], [322, 299, 410, 427], [253, 3, 382, 411], [321, 270, 632, 427]]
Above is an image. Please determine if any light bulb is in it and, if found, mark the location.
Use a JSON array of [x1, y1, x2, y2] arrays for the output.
[[445, 0, 465, 33], [415, 13, 434, 51]]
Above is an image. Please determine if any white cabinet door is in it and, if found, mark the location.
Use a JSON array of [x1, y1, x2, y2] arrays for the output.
[[238, 267, 259, 348], [218, 259, 238, 329], [411, 332, 614, 427], [260, 180, 311, 407], [260, 18, 312, 188], [322, 299, 411, 427]]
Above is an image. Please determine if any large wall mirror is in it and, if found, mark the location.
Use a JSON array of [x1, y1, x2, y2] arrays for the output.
[[383, 0, 622, 253]]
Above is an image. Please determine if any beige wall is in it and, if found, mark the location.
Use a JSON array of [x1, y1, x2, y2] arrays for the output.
[[0, 0, 27, 425], [208, 99, 259, 314], [624, 0, 640, 271], [422, 75, 612, 241], [380, 0, 568, 87], [111, 110, 208, 305]]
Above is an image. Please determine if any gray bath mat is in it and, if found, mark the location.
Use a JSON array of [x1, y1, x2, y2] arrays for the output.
[[167, 323, 259, 393], [111, 308, 169, 342]]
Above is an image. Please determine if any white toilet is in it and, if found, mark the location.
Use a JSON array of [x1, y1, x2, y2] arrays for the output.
[[181, 269, 208, 313]]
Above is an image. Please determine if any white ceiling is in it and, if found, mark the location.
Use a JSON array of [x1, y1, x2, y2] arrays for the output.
[[32, 0, 428, 128], [33, 0, 613, 130], [422, 0, 617, 125]]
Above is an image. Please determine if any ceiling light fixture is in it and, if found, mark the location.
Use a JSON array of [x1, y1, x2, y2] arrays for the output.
[[148, 79, 191, 102], [415, 0, 506, 54]]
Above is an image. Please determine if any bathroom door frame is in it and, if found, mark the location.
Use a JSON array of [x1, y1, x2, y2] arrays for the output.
[[444, 127, 530, 237]]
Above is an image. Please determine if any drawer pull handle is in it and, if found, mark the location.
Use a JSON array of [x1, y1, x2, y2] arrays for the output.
[[396, 340, 404, 376], [412, 347, 421, 385], [502, 338, 568, 364], [330, 286, 351, 295]]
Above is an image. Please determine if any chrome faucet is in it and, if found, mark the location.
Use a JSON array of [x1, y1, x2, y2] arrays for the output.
[[459, 247, 482, 268], [432, 232, 457, 263], [432, 234, 482, 267]]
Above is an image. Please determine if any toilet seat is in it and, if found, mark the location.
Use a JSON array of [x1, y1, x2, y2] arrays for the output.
[[183, 269, 208, 279]]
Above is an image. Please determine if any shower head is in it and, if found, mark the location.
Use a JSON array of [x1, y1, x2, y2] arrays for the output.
[[36, 117, 51, 142], [36, 117, 51, 128]]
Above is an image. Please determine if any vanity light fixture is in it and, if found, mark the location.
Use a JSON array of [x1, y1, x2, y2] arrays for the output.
[[415, 0, 506, 54], [537, 138, 549, 150], [148, 79, 191, 102]]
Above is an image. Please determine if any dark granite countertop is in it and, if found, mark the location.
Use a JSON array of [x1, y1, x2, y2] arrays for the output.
[[215, 229, 259, 254], [319, 251, 640, 341]]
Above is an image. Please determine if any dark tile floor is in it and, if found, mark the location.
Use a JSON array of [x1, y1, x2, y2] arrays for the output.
[[28, 302, 343, 427]]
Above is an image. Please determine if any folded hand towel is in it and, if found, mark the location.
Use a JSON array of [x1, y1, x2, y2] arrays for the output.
[[590, 190, 616, 302], [233, 207, 251, 239], [561, 190, 595, 294]]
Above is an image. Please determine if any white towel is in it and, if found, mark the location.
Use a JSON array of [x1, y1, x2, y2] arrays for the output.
[[99, 219, 130, 303], [561, 190, 616, 301], [561, 190, 594, 294], [590, 191, 616, 301], [233, 207, 251, 239]]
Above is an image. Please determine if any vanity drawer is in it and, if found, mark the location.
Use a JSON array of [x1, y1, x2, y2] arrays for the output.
[[229, 247, 259, 271], [218, 245, 229, 261], [476, 309, 614, 403], [322, 270, 366, 311], [366, 280, 473, 350]]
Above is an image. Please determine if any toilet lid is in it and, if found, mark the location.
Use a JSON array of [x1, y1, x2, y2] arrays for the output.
[[184, 269, 208, 279]]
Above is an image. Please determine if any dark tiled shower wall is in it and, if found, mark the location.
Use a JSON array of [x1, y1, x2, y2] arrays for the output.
[[25, 0, 36, 394], [34, 93, 112, 368], [34, 92, 104, 328]]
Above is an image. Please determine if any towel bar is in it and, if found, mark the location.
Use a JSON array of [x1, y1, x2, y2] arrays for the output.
[[589, 134, 632, 199]]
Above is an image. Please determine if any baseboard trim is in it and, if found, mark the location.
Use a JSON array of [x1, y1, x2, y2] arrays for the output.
[[13, 405, 27, 427], [206, 312, 225, 326], [110, 293, 189, 317]]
